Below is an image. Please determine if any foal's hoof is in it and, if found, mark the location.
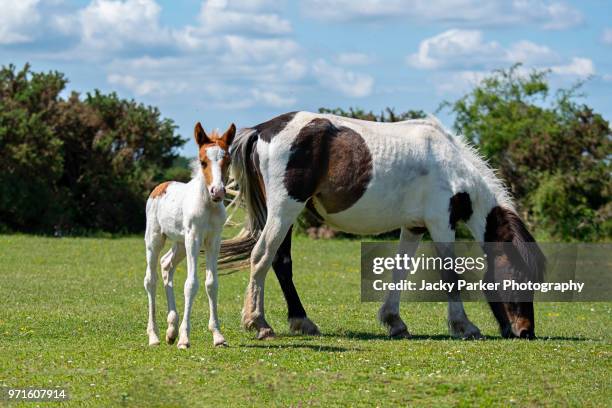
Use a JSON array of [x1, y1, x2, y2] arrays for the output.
[[148, 334, 161, 346], [166, 327, 178, 345], [256, 327, 276, 340], [289, 317, 321, 336], [177, 341, 190, 349], [213, 333, 228, 347]]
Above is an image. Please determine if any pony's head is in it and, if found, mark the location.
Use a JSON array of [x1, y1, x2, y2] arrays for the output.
[[194, 122, 236, 202]]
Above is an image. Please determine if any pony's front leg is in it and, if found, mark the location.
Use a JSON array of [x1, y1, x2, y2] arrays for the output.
[[378, 227, 423, 338], [177, 230, 201, 349], [204, 235, 227, 347], [428, 220, 482, 339], [243, 201, 303, 340]]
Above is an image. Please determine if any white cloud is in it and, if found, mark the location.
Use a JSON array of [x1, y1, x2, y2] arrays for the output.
[[0, 0, 40, 44], [335, 52, 372, 65], [505, 40, 558, 65], [312, 59, 374, 97], [251, 89, 296, 107], [550, 57, 595, 77], [409, 29, 590, 77], [79, 0, 165, 48], [301, 0, 583, 30], [222, 35, 299, 62], [602, 28, 612, 45], [407, 29, 503, 70], [107, 73, 187, 96], [198, 0, 291, 35]]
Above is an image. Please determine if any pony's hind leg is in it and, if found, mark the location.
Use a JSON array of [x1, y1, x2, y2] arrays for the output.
[[243, 200, 304, 340], [378, 227, 423, 338], [426, 219, 482, 339], [204, 235, 227, 347], [160, 242, 185, 344], [144, 231, 166, 346]]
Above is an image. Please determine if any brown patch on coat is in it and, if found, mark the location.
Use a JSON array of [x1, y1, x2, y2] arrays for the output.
[[448, 192, 473, 230], [283, 118, 373, 213], [150, 181, 173, 198], [254, 111, 297, 142]]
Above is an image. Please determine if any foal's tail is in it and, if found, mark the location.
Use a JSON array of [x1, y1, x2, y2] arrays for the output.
[[218, 128, 266, 269]]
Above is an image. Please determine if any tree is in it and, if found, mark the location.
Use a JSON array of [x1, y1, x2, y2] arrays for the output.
[[0, 64, 186, 234], [441, 64, 610, 241]]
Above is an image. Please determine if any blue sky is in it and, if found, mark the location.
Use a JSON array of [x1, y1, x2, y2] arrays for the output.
[[1, 0, 611, 156]]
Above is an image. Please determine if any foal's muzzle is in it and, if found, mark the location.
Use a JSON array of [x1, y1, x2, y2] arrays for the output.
[[210, 186, 225, 202]]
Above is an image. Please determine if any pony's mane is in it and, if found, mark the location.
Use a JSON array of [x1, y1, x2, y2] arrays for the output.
[[420, 115, 515, 210]]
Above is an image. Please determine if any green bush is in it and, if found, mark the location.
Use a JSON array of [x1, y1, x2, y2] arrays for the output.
[[0, 64, 185, 234]]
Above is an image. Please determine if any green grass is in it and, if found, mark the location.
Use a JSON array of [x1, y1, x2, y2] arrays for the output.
[[0, 233, 610, 407]]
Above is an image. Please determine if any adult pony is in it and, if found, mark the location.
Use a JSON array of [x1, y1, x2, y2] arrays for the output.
[[144, 122, 235, 348], [221, 111, 545, 340]]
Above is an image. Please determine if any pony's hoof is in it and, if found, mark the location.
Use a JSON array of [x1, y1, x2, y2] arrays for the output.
[[256, 327, 275, 340], [449, 320, 483, 340], [390, 328, 412, 339], [214, 340, 229, 347], [289, 317, 321, 336]]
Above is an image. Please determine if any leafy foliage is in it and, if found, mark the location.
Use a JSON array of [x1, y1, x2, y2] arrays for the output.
[[442, 64, 610, 241], [319, 107, 426, 122], [0, 64, 185, 234]]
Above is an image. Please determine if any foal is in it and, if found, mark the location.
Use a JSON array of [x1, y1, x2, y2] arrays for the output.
[[144, 122, 235, 348]]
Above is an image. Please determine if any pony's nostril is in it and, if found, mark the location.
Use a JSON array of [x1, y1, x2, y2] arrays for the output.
[[518, 329, 533, 339]]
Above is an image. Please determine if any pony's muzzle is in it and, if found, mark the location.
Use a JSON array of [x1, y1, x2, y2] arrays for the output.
[[210, 186, 225, 202]]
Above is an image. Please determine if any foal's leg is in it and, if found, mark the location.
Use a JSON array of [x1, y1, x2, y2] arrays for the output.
[[243, 200, 303, 340], [177, 229, 202, 349], [160, 243, 185, 344], [273, 227, 320, 336], [427, 220, 482, 339], [204, 234, 227, 347], [144, 231, 166, 346], [378, 227, 423, 338]]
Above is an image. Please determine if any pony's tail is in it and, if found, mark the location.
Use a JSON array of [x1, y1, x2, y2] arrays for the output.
[[483, 206, 546, 283], [218, 128, 266, 270]]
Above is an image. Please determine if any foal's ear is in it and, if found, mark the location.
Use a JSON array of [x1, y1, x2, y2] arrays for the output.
[[221, 123, 236, 146], [194, 122, 211, 146]]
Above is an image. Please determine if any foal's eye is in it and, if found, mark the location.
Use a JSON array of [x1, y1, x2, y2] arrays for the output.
[[200, 160, 207, 168]]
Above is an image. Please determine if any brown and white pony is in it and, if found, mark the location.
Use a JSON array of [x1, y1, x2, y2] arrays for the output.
[[221, 111, 545, 340]]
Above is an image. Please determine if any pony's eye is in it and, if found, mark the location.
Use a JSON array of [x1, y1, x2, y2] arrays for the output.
[[200, 160, 207, 168]]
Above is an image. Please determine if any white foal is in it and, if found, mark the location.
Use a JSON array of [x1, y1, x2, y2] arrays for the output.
[[144, 121, 235, 348]]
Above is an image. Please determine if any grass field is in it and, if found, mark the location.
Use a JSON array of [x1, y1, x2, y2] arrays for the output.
[[1, 233, 610, 407]]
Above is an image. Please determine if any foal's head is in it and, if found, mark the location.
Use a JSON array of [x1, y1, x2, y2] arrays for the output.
[[194, 122, 236, 202]]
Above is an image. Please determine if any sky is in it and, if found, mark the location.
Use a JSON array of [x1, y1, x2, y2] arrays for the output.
[[1, 0, 611, 155]]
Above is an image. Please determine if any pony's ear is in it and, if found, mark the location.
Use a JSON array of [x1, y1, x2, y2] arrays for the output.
[[194, 122, 211, 146], [221, 123, 236, 146]]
